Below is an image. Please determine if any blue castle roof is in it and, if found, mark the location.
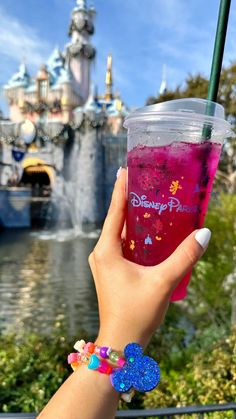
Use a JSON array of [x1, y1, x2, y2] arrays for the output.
[[74, 84, 129, 118], [5, 47, 71, 92], [5, 63, 31, 89], [57, 61, 73, 85], [46, 48, 65, 85]]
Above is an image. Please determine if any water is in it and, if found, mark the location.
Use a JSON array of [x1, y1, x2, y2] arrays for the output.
[[0, 229, 99, 337]]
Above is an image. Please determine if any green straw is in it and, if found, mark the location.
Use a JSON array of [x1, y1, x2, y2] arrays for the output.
[[207, 0, 231, 103], [203, 0, 231, 138]]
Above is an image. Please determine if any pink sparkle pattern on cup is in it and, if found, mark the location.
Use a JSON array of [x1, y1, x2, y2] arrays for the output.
[[123, 141, 221, 301]]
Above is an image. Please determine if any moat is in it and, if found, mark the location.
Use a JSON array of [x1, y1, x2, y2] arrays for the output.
[[0, 229, 99, 337]]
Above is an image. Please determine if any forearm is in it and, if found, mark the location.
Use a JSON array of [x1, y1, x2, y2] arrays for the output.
[[37, 364, 119, 419], [37, 318, 150, 419]]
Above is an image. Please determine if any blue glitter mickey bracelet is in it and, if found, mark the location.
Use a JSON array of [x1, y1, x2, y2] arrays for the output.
[[110, 343, 160, 393]]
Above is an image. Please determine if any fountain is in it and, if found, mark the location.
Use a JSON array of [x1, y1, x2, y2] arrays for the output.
[[43, 100, 107, 240]]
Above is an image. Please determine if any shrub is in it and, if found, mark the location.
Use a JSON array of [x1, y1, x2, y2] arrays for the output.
[[144, 329, 236, 418], [0, 326, 89, 413]]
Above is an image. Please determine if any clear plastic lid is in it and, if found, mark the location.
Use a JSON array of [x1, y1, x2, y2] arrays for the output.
[[124, 98, 233, 138]]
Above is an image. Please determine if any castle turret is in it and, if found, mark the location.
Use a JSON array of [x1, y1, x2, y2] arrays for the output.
[[4, 61, 31, 122], [159, 64, 167, 95], [67, 0, 96, 104]]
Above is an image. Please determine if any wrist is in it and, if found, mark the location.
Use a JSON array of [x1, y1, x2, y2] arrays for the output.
[[96, 324, 151, 352]]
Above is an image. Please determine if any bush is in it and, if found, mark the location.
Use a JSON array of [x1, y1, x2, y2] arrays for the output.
[[185, 193, 236, 331], [144, 329, 236, 418], [0, 325, 89, 413]]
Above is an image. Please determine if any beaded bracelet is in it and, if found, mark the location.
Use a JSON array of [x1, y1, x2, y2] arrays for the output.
[[67, 340, 160, 402], [68, 351, 114, 374], [67, 351, 135, 402], [73, 340, 126, 367]]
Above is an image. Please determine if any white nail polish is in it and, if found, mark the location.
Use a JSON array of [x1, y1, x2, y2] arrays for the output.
[[116, 167, 122, 178], [195, 228, 211, 249]]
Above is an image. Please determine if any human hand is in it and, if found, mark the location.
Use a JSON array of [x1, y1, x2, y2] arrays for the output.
[[89, 168, 211, 351]]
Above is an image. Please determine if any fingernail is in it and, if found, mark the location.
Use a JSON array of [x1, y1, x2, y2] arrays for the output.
[[195, 228, 211, 250], [116, 167, 122, 178]]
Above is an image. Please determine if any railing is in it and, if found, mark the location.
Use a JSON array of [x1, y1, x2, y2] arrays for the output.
[[0, 403, 236, 418], [116, 403, 236, 417]]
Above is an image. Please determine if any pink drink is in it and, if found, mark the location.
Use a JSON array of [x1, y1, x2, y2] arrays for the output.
[[123, 99, 231, 301], [124, 141, 221, 301]]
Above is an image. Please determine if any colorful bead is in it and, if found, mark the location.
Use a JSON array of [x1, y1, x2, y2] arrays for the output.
[[94, 345, 101, 355], [68, 353, 79, 364], [88, 354, 100, 370], [98, 360, 113, 375], [118, 358, 126, 367], [71, 362, 79, 371], [83, 343, 90, 353], [88, 343, 95, 353], [106, 365, 113, 375], [81, 354, 91, 362], [107, 347, 112, 356], [121, 389, 135, 403], [74, 339, 86, 353], [100, 346, 109, 358], [84, 342, 95, 354], [109, 351, 119, 363]]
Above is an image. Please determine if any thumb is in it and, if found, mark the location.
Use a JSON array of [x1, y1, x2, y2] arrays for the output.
[[156, 228, 211, 291]]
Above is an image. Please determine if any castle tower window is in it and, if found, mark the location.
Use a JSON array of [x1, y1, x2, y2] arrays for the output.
[[39, 79, 48, 99], [37, 65, 49, 101]]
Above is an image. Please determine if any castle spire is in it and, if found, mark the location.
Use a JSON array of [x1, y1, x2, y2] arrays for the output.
[[159, 64, 167, 95], [105, 54, 113, 101], [76, 0, 87, 10], [67, 0, 96, 103]]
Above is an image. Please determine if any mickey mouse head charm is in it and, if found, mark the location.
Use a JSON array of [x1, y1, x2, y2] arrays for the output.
[[110, 343, 160, 393]]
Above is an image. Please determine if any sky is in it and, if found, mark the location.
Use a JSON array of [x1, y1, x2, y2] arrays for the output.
[[0, 0, 236, 115]]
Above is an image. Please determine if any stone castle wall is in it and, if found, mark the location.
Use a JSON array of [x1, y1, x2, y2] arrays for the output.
[[0, 121, 128, 227]]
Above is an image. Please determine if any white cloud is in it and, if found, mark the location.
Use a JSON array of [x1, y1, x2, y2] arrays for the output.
[[0, 5, 54, 115], [0, 6, 52, 71], [117, 0, 234, 68]]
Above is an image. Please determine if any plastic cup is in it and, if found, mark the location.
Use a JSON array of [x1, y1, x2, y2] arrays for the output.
[[123, 98, 232, 301]]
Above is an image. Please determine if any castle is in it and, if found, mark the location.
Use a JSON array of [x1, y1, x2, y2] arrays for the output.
[[4, 0, 127, 129], [5, 0, 96, 124], [0, 0, 128, 228]]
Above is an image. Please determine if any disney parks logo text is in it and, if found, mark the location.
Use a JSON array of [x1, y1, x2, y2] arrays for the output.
[[129, 192, 199, 215]]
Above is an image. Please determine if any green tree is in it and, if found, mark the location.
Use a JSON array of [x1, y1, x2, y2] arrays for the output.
[[218, 63, 236, 123], [146, 74, 208, 105], [146, 62, 236, 121]]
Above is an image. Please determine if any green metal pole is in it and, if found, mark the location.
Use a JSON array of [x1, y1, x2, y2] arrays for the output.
[[207, 0, 231, 103]]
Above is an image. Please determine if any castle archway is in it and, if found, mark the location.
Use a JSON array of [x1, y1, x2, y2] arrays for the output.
[[20, 157, 54, 196]]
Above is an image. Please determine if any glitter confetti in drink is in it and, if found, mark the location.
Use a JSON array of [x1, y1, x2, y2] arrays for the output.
[[124, 142, 221, 299], [123, 98, 232, 301]]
